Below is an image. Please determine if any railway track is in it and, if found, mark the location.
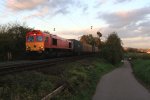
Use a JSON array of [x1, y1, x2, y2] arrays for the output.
[[0, 55, 91, 75]]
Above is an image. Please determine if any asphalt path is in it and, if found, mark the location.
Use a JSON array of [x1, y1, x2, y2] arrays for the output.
[[93, 60, 150, 100]]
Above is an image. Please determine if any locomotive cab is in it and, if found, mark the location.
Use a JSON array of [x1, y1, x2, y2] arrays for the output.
[[26, 30, 45, 52], [26, 30, 73, 55]]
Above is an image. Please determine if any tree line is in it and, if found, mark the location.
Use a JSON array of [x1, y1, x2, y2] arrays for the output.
[[80, 32, 123, 65], [0, 23, 32, 61], [0, 23, 123, 64]]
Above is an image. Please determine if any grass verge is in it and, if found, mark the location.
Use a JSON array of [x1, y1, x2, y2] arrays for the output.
[[0, 57, 117, 100], [132, 59, 150, 90], [125, 53, 150, 60], [53, 58, 117, 100]]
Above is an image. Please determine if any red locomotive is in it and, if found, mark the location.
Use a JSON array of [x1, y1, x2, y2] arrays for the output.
[[26, 30, 99, 57], [26, 30, 72, 53]]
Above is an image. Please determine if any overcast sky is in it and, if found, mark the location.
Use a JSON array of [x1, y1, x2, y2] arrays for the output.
[[0, 0, 150, 48]]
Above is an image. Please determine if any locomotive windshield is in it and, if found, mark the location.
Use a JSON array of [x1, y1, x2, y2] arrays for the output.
[[27, 36, 34, 42], [36, 36, 43, 42]]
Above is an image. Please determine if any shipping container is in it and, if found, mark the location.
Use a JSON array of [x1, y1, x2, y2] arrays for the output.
[[69, 39, 82, 55]]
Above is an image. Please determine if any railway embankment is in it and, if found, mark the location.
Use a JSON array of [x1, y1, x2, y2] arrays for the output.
[[0, 57, 118, 100]]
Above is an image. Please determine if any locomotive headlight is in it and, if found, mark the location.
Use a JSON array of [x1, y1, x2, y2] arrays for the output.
[[39, 46, 44, 49], [39, 46, 44, 51], [27, 46, 30, 49], [39, 46, 43, 48], [26, 46, 30, 50]]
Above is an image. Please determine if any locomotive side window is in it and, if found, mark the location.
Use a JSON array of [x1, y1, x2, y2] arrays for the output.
[[27, 36, 34, 42], [69, 42, 72, 48], [52, 38, 57, 45], [36, 36, 43, 42]]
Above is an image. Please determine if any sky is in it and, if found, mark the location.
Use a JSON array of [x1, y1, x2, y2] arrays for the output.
[[0, 0, 150, 49]]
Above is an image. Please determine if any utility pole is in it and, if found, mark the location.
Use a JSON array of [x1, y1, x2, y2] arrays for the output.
[[90, 26, 95, 52], [53, 28, 56, 35]]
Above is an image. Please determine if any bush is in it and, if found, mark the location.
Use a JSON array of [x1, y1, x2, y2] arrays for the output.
[[101, 32, 123, 64], [0, 23, 32, 61]]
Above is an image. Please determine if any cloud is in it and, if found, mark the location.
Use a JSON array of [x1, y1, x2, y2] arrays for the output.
[[122, 36, 150, 48], [24, 6, 49, 19], [97, 6, 150, 37], [7, 0, 46, 11], [7, 0, 88, 18], [82, 6, 88, 14], [95, 0, 132, 6], [96, 6, 150, 48], [114, 0, 132, 3], [98, 6, 150, 28], [7, 0, 74, 15]]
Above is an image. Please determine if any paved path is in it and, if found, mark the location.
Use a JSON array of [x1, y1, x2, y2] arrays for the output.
[[93, 60, 150, 100]]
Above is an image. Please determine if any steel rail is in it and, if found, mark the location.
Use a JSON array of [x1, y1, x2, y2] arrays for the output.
[[0, 55, 91, 75]]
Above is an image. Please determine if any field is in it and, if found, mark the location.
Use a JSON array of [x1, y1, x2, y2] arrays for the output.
[[132, 59, 150, 89], [125, 52, 150, 60], [0, 57, 117, 100], [128, 53, 150, 89]]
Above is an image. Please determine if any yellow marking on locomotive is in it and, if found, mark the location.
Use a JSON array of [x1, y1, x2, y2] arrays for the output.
[[26, 42, 44, 52]]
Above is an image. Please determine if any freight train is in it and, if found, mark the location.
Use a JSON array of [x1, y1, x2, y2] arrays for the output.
[[26, 30, 99, 56]]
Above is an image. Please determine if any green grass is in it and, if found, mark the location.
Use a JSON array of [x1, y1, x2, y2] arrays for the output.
[[125, 53, 150, 60], [0, 72, 57, 100], [53, 58, 117, 100], [0, 57, 118, 100], [132, 59, 150, 88]]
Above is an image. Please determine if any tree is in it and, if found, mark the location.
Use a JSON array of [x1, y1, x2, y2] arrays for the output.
[[80, 35, 88, 44], [97, 31, 102, 39], [101, 32, 123, 64], [80, 34, 102, 51], [0, 23, 32, 61], [80, 34, 95, 45], [94, 37, 100, 46], [88, 34, 95, 46]]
